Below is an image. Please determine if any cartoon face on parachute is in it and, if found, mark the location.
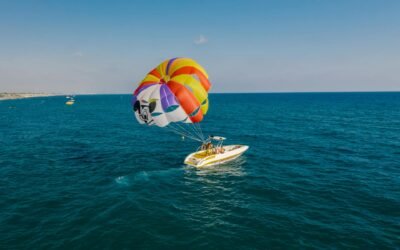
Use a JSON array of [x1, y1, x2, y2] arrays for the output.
[[133, 98, 157, 125], [132, 57, 211, 128]]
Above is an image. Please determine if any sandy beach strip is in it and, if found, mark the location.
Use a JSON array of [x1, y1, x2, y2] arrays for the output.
[[0, 93, 60, 101]]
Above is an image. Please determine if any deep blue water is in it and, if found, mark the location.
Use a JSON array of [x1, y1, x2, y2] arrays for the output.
[[1, 93, 400, 249]]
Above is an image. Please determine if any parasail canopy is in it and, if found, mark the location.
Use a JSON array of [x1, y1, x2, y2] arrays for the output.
[[132, 57, 212, 141]]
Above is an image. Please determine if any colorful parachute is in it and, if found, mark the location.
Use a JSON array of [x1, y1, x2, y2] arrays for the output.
[[132, 58, 211, 131]]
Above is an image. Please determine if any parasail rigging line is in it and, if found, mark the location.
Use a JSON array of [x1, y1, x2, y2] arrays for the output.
[[165, 124, 203, 142]]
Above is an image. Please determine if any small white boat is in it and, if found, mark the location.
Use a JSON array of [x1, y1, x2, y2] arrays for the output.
[[66, 99, 75, 105], [184, 136, 249, 167]]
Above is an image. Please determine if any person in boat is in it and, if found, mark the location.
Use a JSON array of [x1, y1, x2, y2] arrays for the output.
[[201, 142, 214, 155], [201, 139, 225, 154], [201, 142, 212, 150], [217, 147, 225, 154]]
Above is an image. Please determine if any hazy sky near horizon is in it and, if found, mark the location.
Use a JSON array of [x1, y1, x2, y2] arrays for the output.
[[1, 0, 399, 93]]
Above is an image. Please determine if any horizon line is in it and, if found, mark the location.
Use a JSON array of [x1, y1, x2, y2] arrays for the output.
[[60, 90, 400, 95], [2, 90, 400, 95]]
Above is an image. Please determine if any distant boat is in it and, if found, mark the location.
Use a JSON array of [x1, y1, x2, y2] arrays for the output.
[[66, 99, 75, 105]]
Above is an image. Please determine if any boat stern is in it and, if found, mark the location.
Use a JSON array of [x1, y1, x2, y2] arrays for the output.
[[184, 155, 200, 167]]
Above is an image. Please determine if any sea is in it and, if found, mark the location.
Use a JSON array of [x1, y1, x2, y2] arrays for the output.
[[1, 93, 399, 249]]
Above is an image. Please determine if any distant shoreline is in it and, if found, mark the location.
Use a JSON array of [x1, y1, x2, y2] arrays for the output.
[[0, 93, 59, 101], [1, 91, 399, 101]]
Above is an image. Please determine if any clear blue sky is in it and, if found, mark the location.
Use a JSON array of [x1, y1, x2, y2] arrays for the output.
[[1, 0, 399, 93]]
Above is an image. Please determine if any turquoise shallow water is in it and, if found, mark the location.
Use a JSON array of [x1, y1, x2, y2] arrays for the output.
[[1, 93, 400, 249]]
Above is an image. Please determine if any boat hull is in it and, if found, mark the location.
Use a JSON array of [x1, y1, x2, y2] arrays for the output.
[[184, 145, 249, 167]]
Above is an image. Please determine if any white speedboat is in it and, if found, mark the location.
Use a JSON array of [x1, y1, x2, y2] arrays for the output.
[[66, 98, 75, 105], [184, 136, 249, 167]]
